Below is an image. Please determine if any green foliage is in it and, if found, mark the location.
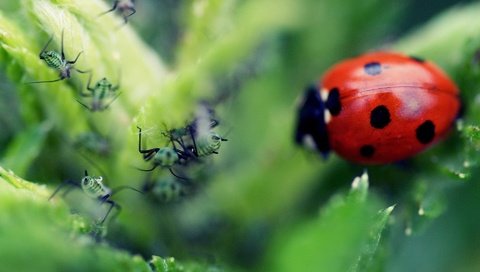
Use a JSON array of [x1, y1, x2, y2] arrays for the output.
[[0, 166, 149, 271], [0, 0, 480, 271], [268, 173, 393, 272]]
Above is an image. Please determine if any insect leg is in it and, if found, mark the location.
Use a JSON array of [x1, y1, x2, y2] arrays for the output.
[[74, 98, 93, 111], [137, 126, 160, 159], [102, 92, 122, 110], [136, 164, 159, 172], [187, 125, 200, 157], [85, 72, 95, 92], [99, 199, 121, 225], [48, 179, 80, 201], [98, 1, 120, 17], [67, 51, 84, 64], [168, 168, 190, 181], [27, 77, 65, 84], [74, 68, 92, 77], [123, 8, 136, 24]]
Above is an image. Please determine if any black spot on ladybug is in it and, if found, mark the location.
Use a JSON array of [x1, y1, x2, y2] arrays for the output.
[[409, 55, 425, 63], [364, 62, 382, 76], [325, 87, 341, 116], [370, 105, 391, 129], [360, 145, 375, 158], [416, 120, 435, 144]]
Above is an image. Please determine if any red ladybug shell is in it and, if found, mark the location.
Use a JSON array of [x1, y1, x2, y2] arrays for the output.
[[298, 52, 460, 164]]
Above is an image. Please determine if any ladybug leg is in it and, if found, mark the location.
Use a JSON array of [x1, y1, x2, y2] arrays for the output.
[[295, 85, 330, 157], [456, 96, 465, 119]]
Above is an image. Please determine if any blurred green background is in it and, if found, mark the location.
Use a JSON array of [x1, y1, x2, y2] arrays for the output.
[[1, 0, 480, 271]]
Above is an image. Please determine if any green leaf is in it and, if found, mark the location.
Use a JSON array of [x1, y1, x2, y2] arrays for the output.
[[1, 122, 52, 176], [268, 173, 390, 272]]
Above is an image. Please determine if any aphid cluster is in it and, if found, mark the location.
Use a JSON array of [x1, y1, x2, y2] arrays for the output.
[[30, 30, 122, 113], [137, 108, 228, 200], [34, 27, 128, 234], [36, 2, 230, 236], [22, 0, 233, 241], [30, 0, 138, 111]]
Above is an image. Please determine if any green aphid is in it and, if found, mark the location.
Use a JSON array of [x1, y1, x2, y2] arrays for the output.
[[49, 170, 141, 225], [74, 131, 111, 157], [166, 123, 227, 159], [136, 126, 190, 180], [29, 30, 89, 84], [142, 174, 192, 201], [194, 131, 227, 157], [153, 178, 189, 202], [77, 75, 120, 112]]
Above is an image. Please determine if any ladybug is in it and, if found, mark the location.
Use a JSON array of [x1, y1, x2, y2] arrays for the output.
[[295, 52, 461, 164]]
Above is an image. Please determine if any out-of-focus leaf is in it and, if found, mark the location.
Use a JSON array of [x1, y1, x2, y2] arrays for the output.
[[267, 173, 390, 272], [1, 122, 52, 177]]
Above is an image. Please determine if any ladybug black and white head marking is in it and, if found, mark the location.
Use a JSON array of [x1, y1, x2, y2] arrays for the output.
[[325, 87, 341, 115], [295, 85, 330, 157], [295, 84, 344, 157]]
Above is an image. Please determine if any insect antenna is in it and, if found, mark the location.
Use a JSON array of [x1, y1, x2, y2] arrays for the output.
[[60, 29, 65, 60], [135, 165, 159, 172], [113, 68, 122, 91], [39, 35, 53, 57]]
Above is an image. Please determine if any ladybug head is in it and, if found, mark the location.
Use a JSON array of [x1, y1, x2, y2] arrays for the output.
[[294, 85, 330, 157]]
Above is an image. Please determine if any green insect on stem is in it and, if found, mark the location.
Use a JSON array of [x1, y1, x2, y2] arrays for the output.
[[73, 132, 111, 157], [136, 126, 190, 181], [28, 30, 90, 84], [154, 178, 190, 202], [49, 170, 142, 225], [194, 131, 228, 157], [76, 74, 121, 111], [166, 123, 227, 159]]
